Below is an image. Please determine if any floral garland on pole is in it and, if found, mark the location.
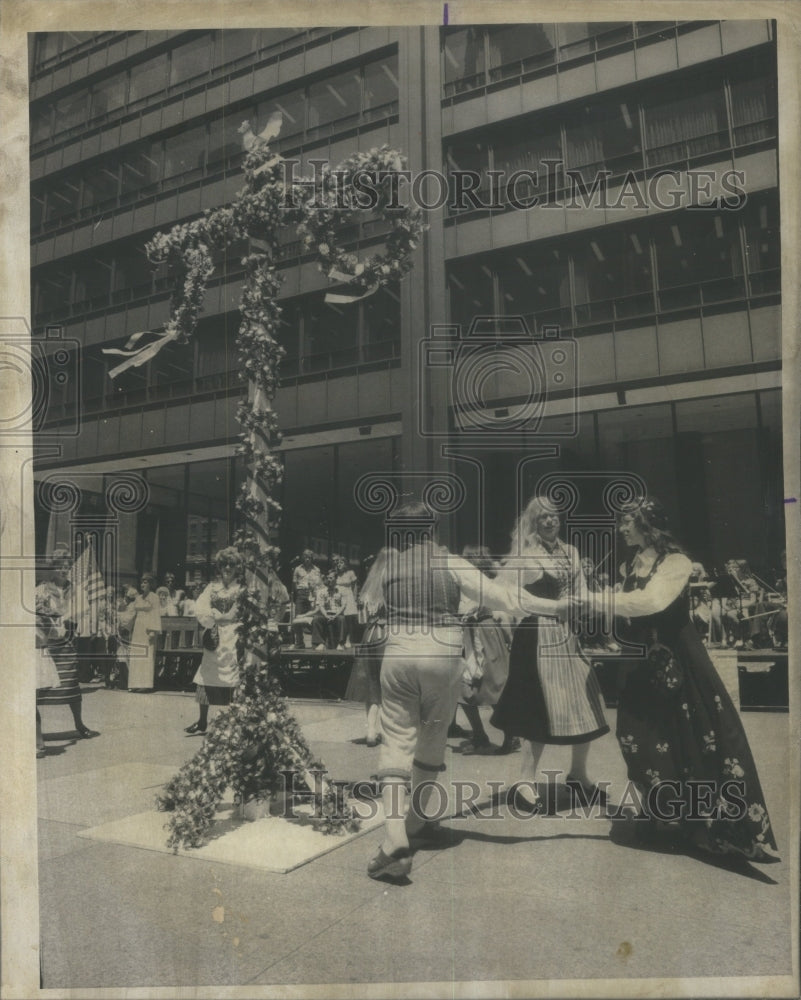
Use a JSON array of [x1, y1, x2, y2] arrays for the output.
[[141, 129, 425, 851]]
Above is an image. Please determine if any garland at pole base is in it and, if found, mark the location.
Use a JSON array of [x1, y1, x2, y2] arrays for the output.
[[141, 133, 423, 850]]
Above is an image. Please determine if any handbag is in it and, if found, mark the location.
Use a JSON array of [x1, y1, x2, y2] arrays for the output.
[[645, 641, 683, 695], [202, 625, 220, 651]]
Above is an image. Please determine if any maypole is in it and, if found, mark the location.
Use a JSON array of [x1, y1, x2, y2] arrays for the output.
[[111, 121, 425, 850]]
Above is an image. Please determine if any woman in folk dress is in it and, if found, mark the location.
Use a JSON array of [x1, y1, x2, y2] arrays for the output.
[[185, 547, 245, 735], [127, 573, 162, 691], [491, 495, 609, 811], [608, 498, 778, 862], [35, 544, 100, 751]]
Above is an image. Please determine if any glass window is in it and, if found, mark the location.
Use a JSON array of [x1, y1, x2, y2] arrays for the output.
[[731, 74, 776, 146], [89, 70, 128, 119], [120, 141, 162, 197], [558, 22, 632, 59], [52, 88, 88, 136], [196, 320, 237, 376], [211, 30, 257, 67], [128, 52, 169, 103], [31, 193, 45, 231], [493, 125, 562, 199], [335, 438, 397, 561], [573, 228, 653, 322], [644, 82, 728, 166], [744, 195, 780, 294], [448, 258, 495, 331], [363, 55, 399, 112], [654, 211, 744, 306], [445, 137, 490, 208], [35, 267, 72, 316], [307, 69, 362, 130], [276, 299, 302, 366], [487, 24, 557, 79], [43, 176, 82, 225], [31, 105, 51, 144], [443, 26, 486, 89], [35, 33, 62, 66], [82, 162, 119, 210], [566, 101, 642, 180], [169, 34, 211, 87], [259, 29, 302, 50], [163, 126, 207, 179], [113, 247, 153, 295], [363, 283, 400, 360], [497, 246, 570, 330], [257, 89, 305, 138], [304, 293, 359, 370], [73, 257, 112, 305], [281, 445, 335, 559], [208, 114, 248, 166]]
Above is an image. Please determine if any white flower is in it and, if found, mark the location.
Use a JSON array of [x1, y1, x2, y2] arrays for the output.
[[748, 803, 766, 823], [655, 742, 669, 753]]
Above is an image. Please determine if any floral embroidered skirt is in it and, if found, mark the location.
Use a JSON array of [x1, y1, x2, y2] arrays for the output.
[[616, 622, 779, 862]]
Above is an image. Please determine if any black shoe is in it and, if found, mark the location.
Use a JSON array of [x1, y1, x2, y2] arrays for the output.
[[367, 846, 412, 882], [565, 773, 608, 806], [184, 721, 206, 735], [76, 726, 100, 739], [508, 784, 543, 815]]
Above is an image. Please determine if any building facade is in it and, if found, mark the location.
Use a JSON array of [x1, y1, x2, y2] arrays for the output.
[[30, 22, 782, 586]]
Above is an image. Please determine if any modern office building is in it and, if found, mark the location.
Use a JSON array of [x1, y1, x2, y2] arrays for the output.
[[30, 21, 782, 585]]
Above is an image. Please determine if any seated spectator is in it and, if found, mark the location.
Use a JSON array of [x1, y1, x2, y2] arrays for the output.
[[312, 570, 346, 650], [156, 586, 178, 617]]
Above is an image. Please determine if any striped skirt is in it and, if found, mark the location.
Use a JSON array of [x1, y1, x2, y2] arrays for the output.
[[35, 640, 81, 707], [491, 616, 608, 744]]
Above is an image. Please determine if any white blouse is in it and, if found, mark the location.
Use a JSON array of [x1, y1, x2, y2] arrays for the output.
[[612, 551, 693, 618]]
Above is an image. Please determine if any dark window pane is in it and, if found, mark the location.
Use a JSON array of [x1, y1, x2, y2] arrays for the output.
[[212, 30, 257, 67], [36, 267, 72, 315], [498, 246, 571, 330], [731, 74, 776, 145], [654, 212, 743, 297], [208, 114, 248, 166], [113, 247, 153, 294], [744, 195, 780, 291], [90, 70, 128, 118], [363, 55, 399, 111], [257, 89, 304, 138], [120, 141, 162, 196], [493, 126, 562, 196], [128, 53, 169, 102], [35, 34, 62, 65], [448, 258, 495, 330], [276, 299, 302, 363], [52, 89, 88, 135], [259, 29, 301, 50], [170, 35, 211, 87], [644, 82, 727, 166], [44, 176, 81, 224], [363, 283, 400, 359], [163, 126, 207, 178], [305, 293, 359, 367], [573, 228, 653, 322], [31, 105, 51, 143], [307, 69, 361, 129], [74, 257, 112, 305], [566, 101, 642, 178], [443, 26, 485, 87], [487, 24, 556, 78], [558, 22, 632, 58], [82, 162, 120, 209]]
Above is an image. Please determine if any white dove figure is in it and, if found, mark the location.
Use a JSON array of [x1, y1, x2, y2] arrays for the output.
[[257, 110, 283, 143]]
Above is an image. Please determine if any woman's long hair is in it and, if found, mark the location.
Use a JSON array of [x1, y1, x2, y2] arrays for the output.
[[619, 498, 685, 557], [508, 495, 559, 557], [359, 546, 394, 616]]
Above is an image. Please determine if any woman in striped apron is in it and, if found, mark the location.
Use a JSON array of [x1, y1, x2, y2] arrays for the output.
[[36, 544, 100, 747], [491, 495, 608, 811]]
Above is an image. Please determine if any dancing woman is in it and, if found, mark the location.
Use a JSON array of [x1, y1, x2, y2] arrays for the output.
[[35, 544, 100, 747], [491, 495, 609, 811], [609, 498, 778, 862], [185, 548, 245, 735], [345, 548, 392, 746]]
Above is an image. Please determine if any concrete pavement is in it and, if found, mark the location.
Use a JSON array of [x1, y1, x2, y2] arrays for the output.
[[36, 685, 793, 992]]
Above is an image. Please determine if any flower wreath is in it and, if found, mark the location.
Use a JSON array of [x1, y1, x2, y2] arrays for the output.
[[297, 144, 427, 302]]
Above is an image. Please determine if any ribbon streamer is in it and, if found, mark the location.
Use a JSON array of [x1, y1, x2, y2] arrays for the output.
[[325, 264, 379, 304], [102, 328, 179, 379]]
